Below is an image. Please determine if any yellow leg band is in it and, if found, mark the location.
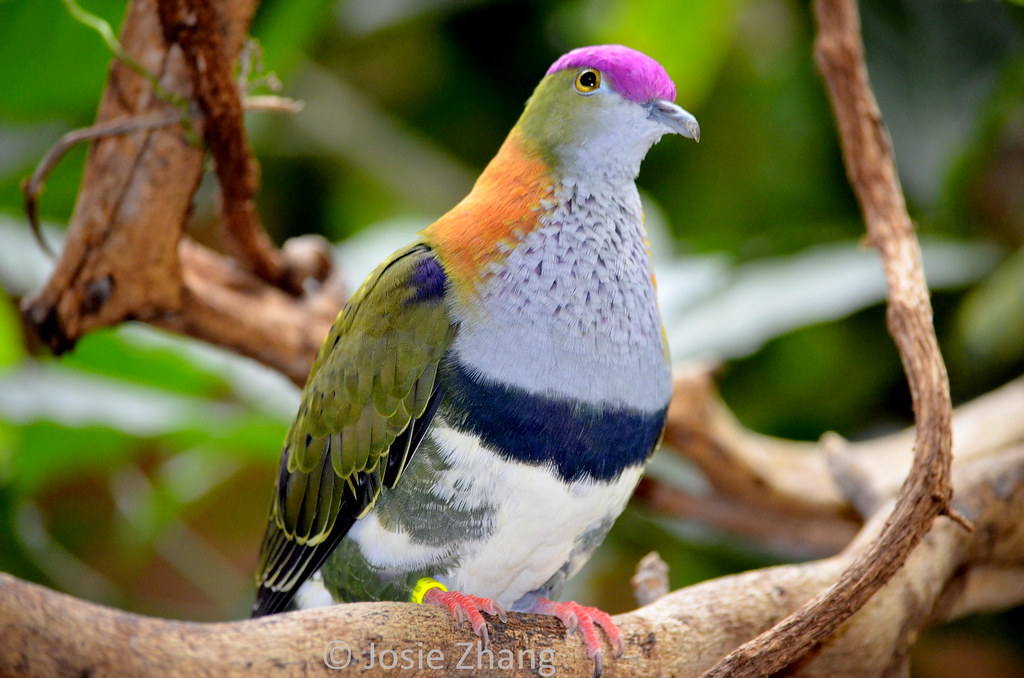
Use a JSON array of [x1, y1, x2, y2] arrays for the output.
[[410, 577, 448, 604]]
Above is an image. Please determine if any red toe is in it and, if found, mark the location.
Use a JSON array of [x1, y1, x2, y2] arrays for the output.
[[529, 598, 624, 675], [423, 589, 507, 646]]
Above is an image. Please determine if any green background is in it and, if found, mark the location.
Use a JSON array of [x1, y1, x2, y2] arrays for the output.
[[0, 0, 1022, 674]]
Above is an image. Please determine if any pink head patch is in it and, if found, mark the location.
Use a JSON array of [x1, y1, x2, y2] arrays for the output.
[[546, 44, 676, 104]]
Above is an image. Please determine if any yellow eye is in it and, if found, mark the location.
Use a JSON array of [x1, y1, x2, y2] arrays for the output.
[[574, 68, 601, 94]]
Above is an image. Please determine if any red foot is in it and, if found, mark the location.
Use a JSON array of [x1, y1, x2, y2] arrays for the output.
[[528, 598, 623, 677], [423, 588, 507, 646]]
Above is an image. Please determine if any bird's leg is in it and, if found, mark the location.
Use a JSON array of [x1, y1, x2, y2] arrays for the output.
[[525, 598, 624, 677], [413, 578, 507, 647]]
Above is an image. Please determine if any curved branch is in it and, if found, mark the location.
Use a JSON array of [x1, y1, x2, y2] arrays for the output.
[[698, 2, 956, 676], [156, 0, 302, 292]]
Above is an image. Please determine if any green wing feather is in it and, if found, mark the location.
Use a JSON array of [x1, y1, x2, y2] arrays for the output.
[[252, 242, 455, 614]]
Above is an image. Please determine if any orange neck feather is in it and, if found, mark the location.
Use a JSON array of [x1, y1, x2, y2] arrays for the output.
[[422, 129, 555, 286]]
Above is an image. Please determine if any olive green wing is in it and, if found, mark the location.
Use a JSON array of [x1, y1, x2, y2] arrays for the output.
[[252, 242, 455, 616]]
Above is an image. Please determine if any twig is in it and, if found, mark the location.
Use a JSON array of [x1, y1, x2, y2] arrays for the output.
[[244, 95, 305, 114], [698, 2, 956, 676], [22, 93, 300, 260], [63, 0, 190, 112], [631, 552, 670, 607], [22, 111, 185, 257]]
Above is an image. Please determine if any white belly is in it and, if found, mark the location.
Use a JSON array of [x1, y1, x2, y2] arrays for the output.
[[347, 423, 644, 608]]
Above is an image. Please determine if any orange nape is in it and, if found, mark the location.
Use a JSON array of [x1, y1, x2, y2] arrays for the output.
[[423, 129, 555, 285]]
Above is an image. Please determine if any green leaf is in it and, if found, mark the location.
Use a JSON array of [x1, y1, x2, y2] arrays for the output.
[[0, 293, 25, 369], [9, 422, 135, 495], [0, 0, 126, 121], [59, 328, 231, 398]]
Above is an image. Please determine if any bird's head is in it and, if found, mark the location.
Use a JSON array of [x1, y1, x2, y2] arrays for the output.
[[517, 44, 700, 181]]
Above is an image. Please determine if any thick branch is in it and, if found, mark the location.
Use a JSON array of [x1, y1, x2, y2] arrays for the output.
[[2, 440, 1021, 678], [650, 371, 1024, 555], [152, 238, 339, 386], [21, 0, 255, 352]]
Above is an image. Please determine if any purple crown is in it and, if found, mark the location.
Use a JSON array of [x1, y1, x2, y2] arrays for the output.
[[547, 45, 676, 104]]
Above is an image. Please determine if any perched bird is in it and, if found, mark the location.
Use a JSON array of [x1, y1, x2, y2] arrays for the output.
[[252, 44, 699, 673]]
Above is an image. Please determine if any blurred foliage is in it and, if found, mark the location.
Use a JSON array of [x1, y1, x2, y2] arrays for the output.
[[1, 0, 1023, 674]]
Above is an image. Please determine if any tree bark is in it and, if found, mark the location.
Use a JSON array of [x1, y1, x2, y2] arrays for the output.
[[2, 429, 1021, 677], [20, 0, 342, 386]]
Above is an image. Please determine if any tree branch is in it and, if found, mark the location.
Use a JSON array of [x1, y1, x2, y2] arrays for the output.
[[21, 0, 248, 351], [20, 0, 342, 386], [155, 0, 311, 293], [697, 2, 956, 675], [645, 368, 1024, 558], [650, 364, 860, 556], [153, 238, 341, 386], [2, 434, 1021, 677]]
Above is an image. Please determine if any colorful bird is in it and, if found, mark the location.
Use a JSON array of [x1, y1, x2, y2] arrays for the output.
[[252, 44, 699, 675]]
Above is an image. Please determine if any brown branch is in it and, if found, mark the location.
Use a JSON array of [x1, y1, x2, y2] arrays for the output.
[[642, 370, 1024, 558], [20, 0, 341, 385], [153, 238, 340, 386], [634, 478, 858, 556], [697, 2, 956, 676], [664, 364, 847, 511], [155, 0, 295, 292], [21, 0, 254, 353], [827, 375, 1024, 518], [649, 364, 860, 555], [3, 438, 1021, 678], [23, 110, 185, 257]]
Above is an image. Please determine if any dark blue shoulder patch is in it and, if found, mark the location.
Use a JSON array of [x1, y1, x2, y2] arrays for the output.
[[408, 254, 447, 303], [438, 358, 667, 483]]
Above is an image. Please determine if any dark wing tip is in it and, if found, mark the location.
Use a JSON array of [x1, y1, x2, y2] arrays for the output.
[[252, 585, 296, 617], [251, 472, 376, 619]]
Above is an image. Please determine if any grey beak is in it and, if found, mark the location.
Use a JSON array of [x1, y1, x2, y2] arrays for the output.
[[647, 99, 700, 142]]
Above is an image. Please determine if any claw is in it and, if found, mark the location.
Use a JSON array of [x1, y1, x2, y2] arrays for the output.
[[588, 606, 624, 657], [423, 588, 503, 648], [528, 598, 623, 676], [472, 595, 508, 623], [563, 611, 580, 635]]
